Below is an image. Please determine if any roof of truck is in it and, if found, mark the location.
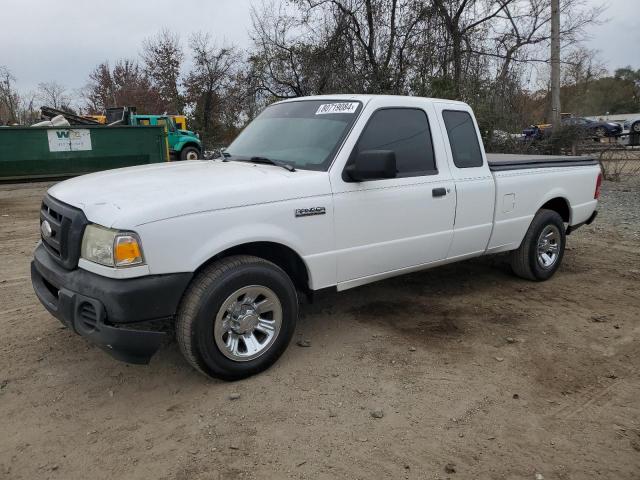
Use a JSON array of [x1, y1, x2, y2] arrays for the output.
[[275, 94, 469, 106]]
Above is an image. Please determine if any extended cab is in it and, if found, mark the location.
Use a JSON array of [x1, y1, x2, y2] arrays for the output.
[[31, 95, 601, 380]]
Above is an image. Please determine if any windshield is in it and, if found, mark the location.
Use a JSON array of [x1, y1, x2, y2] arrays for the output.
[[225, 100, 363, 171], [156, 117, 176, 131]]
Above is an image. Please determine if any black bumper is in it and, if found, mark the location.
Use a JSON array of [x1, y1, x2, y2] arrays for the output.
[[31, 243, 192, 364]]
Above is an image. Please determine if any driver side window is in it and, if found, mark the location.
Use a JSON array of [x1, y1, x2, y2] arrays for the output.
[[348, 108, 437, 178]]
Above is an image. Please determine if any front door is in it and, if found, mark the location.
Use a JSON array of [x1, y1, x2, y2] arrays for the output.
[[330, 101, 457, 287]]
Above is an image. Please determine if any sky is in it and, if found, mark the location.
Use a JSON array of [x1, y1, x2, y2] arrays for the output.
[[0, 0, 255, 93], [1, 0, 638, 96]]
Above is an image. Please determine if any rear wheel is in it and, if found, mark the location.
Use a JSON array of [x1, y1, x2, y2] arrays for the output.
[[633, 122, 640, 133], [176, 255, 298, 380], [180, 146, 201, 160], [510, 209, 566, 281], [594, 127, 606, 137]]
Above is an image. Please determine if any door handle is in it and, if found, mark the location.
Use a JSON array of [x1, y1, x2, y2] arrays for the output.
[[432, 187, 447, 197]]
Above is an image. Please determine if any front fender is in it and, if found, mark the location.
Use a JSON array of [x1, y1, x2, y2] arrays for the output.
[[136, 198, 336, 290], [173, 138, 202, 152]]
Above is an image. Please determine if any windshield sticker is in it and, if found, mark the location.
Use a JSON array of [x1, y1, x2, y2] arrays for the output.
[[315, 102, 359, 115]]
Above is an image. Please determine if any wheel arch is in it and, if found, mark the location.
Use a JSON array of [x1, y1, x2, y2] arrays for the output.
[[178, 142, 202, 153], [193, 241, 311, 294], [538, 196, 571, 224]]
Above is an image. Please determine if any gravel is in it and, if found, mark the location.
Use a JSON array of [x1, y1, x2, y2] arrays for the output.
[[596, 175, 640, 238]]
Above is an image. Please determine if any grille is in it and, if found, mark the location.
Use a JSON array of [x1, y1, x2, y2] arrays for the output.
[[40, 202, 63, 257], [40, 195, 88, 270]]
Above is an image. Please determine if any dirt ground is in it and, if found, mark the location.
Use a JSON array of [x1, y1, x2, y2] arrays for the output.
[[1, 178, 639, 480]]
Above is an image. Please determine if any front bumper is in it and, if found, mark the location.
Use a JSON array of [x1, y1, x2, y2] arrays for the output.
[[31, 243, 192, 364]]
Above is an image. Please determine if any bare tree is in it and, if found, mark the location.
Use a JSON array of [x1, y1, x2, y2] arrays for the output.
[[0, 66, 19, 124], [84, 62, 114, 112], [481, 0, 604, 83], [58, 0, 612, 141], [37, 81, 70, 110], [142, 29, 184, 114], [429, 0, 519, 97], [303, 0, 432, 93], [84, 59, 164, 113], [249, 1, 314, 98], [561, 47, 606, 86], [249, 0, 434, 97], [18, 90, 40, 125], [184, 33, 237, 143]]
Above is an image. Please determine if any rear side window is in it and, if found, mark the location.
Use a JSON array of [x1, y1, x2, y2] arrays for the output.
[[442, 110, 483, 168], [351, 108, 437, 177]]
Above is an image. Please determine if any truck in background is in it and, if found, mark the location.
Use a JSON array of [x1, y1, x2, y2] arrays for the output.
[[84, 112, 188, 131], [99, 107, 202, 160], [129, 114, 202, 160]]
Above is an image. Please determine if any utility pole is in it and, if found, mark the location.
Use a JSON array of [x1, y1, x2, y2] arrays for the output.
[[550, 0, 561, 126]]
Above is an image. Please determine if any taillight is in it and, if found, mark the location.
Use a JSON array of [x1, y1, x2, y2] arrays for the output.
[[594, 172, 603, 199]]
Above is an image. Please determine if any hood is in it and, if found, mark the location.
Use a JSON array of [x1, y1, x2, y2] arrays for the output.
[[48, 160, 331, 228], [178, 129, 197, 137]]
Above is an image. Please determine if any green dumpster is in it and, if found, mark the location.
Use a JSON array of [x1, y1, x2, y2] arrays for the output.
[[0, 125, 169, 181]]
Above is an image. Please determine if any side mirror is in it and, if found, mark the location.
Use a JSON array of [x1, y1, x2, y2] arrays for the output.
[[346, 150, 397, 182]]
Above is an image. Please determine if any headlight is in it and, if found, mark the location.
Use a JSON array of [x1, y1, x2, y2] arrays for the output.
[[81, 224, 145, 267]]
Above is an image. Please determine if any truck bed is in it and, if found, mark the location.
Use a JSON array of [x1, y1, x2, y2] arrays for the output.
[[487, 153, 597, 171]]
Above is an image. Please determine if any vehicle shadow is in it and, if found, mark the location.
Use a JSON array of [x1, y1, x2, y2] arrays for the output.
[[298, 253, 527, 346]]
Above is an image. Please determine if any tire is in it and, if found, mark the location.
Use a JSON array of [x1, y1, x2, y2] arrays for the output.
[[510, 209, 566, 281], [594, 127, 606, 138], [180, 146, 201, 160], [176, 255, 298, 380], [633, 122, 640, 134]]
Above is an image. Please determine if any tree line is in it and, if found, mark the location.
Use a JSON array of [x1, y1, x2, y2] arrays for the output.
[[2, 0, 639, 147]]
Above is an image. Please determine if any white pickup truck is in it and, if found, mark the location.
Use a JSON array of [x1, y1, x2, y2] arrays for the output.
[[32, 95, 601, 380]]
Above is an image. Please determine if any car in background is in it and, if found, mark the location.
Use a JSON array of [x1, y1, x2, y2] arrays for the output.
[[623, 117, 640, 134], [563, 117, 622, 138], [522, 124, 549, 140], [523, 117, 622, 140]]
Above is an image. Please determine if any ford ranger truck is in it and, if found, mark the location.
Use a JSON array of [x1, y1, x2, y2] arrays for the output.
[[31, 95, 601, 380]]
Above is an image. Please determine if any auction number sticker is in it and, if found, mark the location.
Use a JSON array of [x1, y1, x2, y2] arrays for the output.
[[315, 102, 359, 115]]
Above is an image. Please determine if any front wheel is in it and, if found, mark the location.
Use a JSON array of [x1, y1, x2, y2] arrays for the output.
[[594, 127, 606, 138], [176, 255, 298, 380], [632, 122, 640, 134], [180, 146, 202, 160], [510, 209, 566, 281]]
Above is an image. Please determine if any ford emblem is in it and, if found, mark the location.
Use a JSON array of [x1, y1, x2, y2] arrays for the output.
[[41, 220, 52, 238]]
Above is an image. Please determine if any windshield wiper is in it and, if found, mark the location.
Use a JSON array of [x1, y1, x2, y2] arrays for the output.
[[248, 156, 296, 172], [221, 154, 296, 172]]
